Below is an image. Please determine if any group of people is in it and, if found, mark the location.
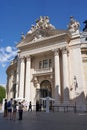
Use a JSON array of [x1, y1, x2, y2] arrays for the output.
[[3, 99, 43, 121], [3, 98, 23, 121]]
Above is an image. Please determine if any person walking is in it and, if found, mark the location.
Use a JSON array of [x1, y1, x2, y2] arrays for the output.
[[28, 101, 32, 111]]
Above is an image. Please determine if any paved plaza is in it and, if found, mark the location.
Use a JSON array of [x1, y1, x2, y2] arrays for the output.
[[0, 111, 87, 130]]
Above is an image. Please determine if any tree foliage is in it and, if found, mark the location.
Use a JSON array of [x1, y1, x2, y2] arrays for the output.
[[0, 86, 6, 103]]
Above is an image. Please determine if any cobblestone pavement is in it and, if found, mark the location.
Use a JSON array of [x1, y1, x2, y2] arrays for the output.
[[0, 111, 87, 130]]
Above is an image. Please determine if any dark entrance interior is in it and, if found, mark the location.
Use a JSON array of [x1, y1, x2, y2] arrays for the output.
[[36, 80, 52, 108], [40, 80, 52, 98]]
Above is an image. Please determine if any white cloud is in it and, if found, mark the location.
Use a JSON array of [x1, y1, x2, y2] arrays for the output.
[[6, 46, 12, 53], [0, 46, 17, 67]]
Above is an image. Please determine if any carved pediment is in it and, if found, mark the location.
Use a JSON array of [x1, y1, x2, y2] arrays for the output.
[[17, 16, 69, 47], [24, 16, 56, 42], [21, 28, 69, 44]]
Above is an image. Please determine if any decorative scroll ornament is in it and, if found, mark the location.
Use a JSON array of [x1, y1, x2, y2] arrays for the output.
[[27, 16, 55, 34], [67, 16, 80, 33]]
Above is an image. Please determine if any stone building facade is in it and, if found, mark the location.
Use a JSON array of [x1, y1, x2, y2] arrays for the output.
[[6, 16, 87, 110]]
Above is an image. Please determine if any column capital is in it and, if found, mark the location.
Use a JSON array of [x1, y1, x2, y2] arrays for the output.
[[19, 56, 25, 61], [52, 48, 60, 56], [26, 55, 31, 62], [62, 47, 69, 55], [26, 55, 31, 59]]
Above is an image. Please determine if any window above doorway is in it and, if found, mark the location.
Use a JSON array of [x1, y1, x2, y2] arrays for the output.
[[39, 59, 52, 69]]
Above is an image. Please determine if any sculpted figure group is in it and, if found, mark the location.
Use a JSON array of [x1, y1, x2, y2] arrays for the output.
[[68, 16, 80, 33], [27, 16, 55, 34]]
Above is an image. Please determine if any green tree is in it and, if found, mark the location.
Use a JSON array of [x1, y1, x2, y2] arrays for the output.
[[0, 86, 6, 103]]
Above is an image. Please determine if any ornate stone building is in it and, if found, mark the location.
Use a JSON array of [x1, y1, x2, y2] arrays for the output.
[[6, 16, 87, 110]]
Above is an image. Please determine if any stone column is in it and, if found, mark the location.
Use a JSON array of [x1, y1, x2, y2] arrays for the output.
[[54, 49, 60, 104], [16, 57, 20, 98], [7, 75, 10, 100], [19, 57, 25, 98], [25, 56, 31, 101], [62, 47, 69, 103], [8, 71, 13, 99], [10, 71, 14, 98]]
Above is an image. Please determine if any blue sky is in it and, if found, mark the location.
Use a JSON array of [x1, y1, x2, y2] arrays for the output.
[[0, 0, 87, 86]]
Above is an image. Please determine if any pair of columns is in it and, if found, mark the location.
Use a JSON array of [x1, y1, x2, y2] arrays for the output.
[[16, 56, 31, 101], [54, 47, 69, 103]]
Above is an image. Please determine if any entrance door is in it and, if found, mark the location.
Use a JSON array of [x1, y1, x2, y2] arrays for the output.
[[40, 80, 52, 108], [40, 80, 52, 98]]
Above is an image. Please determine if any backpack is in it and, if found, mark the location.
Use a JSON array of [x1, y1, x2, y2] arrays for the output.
[[7, 101, 11, 107]]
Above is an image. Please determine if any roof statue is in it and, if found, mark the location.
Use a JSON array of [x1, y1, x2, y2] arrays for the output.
[[21, 32, 25, 39], [27, 16, 55, 34], [67, 16, 80, 33], [83, 20, 87, 32]]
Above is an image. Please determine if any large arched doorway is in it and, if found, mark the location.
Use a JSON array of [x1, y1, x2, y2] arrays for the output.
[[40, 80, 52, 98], [40, 80, 52, 108]]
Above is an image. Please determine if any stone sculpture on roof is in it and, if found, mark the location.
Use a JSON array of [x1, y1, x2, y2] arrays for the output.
[[67, 16, 80, 33], [27, 16, 55, 34]]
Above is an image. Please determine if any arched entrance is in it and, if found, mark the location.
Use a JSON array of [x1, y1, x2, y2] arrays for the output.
[[36, 80, 52, 108], [40, 80, 52, 98], [40, 80, 52, 108]]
